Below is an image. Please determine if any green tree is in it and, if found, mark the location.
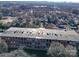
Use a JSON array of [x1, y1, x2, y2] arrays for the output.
[[0, 39, 8, 54], [47, 41, 77, 57], [0, 16, 2, 20], [0, 49, 31, 57]]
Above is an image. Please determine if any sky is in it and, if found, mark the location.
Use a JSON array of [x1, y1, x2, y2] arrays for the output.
[[1, 0, 79, 3]]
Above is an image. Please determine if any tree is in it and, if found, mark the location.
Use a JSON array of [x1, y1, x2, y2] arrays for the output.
[[0, 39, 8, 54], [65, 45, 77, 57], [47, 41, 77, 57], [0, 49, 31, 57], [47, 41, 66, 57], [0, 16, 2, 20]]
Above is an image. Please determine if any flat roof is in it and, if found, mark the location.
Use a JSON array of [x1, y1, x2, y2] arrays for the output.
[[0, 27, 79, 41]]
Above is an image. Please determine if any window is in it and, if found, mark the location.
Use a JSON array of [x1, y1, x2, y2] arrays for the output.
[[29, 32, 32, 34], [64, 29, 67, 31], [22, 31, 24, 34], [14, 31, 17, 33], [13, 41, 15, 43], [46, 40, 49, 42], [47, 33, 49, 35], [67, 41, 69, 44], [49, 40, 51, 42], [42, 46, 46, 49], [69, 41, 73, 44], [26, 32, 28, 34], [55, 34, 58, 36]]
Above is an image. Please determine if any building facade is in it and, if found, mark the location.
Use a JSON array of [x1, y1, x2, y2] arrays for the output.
[[0, 27, 79, 50]]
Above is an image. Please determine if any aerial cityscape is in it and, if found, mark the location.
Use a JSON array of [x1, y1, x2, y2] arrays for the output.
[[0, 1, 79, 57]]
